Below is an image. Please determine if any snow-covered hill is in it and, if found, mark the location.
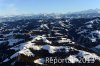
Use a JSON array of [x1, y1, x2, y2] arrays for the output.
[[0, 16, 100, 66]]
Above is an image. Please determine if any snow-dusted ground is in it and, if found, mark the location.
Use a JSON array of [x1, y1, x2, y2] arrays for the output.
[[3, 35, 100, 64], [0, 17, 100, 66]]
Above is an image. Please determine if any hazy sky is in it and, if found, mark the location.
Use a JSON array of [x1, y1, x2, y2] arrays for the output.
[[0, 0, 100, 16]]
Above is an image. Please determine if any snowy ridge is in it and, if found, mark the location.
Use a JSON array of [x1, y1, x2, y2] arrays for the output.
[[0, 16, 100, 66]]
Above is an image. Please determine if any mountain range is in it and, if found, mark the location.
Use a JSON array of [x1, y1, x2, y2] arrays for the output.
[[0, 9, 100, 66]]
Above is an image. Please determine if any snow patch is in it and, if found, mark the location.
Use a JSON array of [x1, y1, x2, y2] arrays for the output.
[[67, 55, 79, 63], [34, 58, 45, 65], [19, 48, 35, 57], [95, 45, 100, 49]]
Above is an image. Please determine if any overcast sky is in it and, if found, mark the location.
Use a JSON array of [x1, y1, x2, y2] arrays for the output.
[[0, 0, 100, 16]]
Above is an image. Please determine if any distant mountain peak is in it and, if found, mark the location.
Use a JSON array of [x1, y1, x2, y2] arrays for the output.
[[73, 8, 100, 14]]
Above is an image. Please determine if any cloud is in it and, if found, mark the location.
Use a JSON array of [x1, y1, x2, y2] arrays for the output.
[[6, 4, 19, 15], [0, 0, 32, 16], [0, 3, 20, 16]]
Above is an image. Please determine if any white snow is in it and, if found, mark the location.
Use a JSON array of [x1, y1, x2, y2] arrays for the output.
[[8, 39, 24, 46], [90, 38, 96, 42], [0, 41, 5, 44], [77, 29, 87, 34], [55, 33, 63, 35], [42, 45, 56, 53], [42, 45, 70, 53], [78, 50, 100, 61], [3, 52, 18, 62], [42, 36, 52, 44], [38, 20, 43, 22], [86, 21, 94, 24], [3, 58, 9, 63], [89, 30, 100, 42], [24, 41, 41, 50], [40, 24, 49, 29], [86, 19, 100, 24], [94, 30, 100, 35], [86, 24, 92, 28], [44, 24, 49, 29], [95, 45, 100, 49], [67, 55, 79, 63], [10, 52, 19, 59], [59, 21, 65, 27], [19, 48, 35, 57], [58, 38, 71, 43], [34, 58, 45, 65], [33, 35, 52, 44], [10, 43, 25, 51], [4, 32, 13, 37]]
